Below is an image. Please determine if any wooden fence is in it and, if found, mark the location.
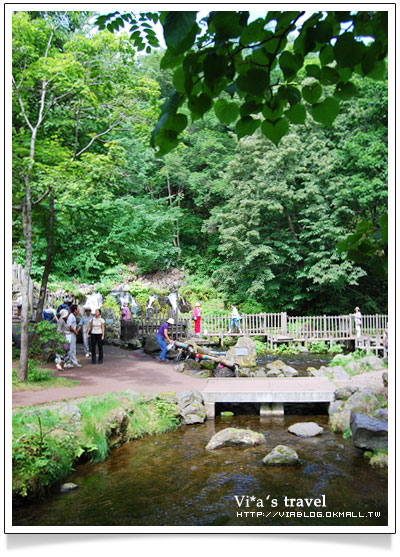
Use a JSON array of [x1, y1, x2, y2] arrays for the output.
[[139, 310, 188, 339]]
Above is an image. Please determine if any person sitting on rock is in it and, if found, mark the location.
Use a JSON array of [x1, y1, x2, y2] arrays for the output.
[[156, 318, 174, 363]]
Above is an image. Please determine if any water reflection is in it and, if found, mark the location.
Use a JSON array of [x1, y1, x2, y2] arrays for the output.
[[13, 414, 387, 527]]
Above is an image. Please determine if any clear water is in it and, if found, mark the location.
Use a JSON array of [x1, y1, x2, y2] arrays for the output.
[[13, 414, 387, 527]]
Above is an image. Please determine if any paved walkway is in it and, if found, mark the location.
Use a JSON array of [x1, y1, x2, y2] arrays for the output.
[[12, 346, 204, 408]]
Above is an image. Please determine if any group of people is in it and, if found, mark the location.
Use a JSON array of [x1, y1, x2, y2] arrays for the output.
[[155, 303, 242, 362], [50, 302, 105, 371], [191, 303, 242, 335]]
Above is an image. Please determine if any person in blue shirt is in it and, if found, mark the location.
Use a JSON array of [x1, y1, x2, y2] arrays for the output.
[[156, 318, 174, 362]]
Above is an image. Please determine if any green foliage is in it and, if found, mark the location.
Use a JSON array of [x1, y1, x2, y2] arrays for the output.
[[28, 321, 65, 360], [12, 408, 77, 498], [342, 427, 352, 440], [102, 295, 121, 316], [27, 360, 52, 382], [309, 341, 329, 354], [97, 10, 389, 155], [274, 343, 301, 355], [254, 339, 268, 355], [328, 343, 344, 355]]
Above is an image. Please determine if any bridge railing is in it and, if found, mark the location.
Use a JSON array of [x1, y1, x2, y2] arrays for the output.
[[187, 312, 388, 340]]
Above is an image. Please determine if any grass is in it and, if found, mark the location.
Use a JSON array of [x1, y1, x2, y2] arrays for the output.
[[12, 391, 182, 499], [12, 361, 79, 391]]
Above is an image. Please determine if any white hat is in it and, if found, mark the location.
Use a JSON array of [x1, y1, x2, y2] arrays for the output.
[[167, 318, 175, 325], [195, 302, 201, 306], [60, 309, 69, 319], [83, 306, 91, 311]]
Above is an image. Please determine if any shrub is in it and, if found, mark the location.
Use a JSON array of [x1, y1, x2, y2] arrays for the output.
[[328, 342, 344, 354], [102, 294, 121, 316], [309, 341, 329, 354], [29, 321, 65, 362], [27, 360, 52, 382], [254, 339, 268, 355]]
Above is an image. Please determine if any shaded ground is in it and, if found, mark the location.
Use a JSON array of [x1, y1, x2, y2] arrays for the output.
[[12, 345, 204, 408]]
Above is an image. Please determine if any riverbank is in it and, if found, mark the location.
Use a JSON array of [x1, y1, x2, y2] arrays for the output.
[[12, 389, 205, 500]]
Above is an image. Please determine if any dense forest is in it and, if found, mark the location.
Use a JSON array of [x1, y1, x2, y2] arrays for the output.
[[12, 11, 388, 316]]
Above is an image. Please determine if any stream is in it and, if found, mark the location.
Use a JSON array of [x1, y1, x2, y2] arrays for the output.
[[13, 412, 387, 527]]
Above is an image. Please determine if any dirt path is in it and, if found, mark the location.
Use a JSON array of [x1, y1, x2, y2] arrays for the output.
[[12, 345, 205, 408]]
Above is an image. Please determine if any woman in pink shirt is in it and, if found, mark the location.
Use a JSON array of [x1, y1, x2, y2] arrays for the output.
[[192, 302, 202, 335]]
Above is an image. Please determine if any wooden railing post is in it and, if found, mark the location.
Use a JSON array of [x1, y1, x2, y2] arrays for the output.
[[281, 312, 287, 335]]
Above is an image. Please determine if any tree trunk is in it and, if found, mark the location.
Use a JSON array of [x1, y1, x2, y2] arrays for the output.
[[19, 192, 33, 382], [36, 189, 55, 320]]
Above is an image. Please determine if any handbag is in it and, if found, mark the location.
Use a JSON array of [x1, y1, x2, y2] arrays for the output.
[[191, 315, 197, 321], [61, 343, 70, 352]]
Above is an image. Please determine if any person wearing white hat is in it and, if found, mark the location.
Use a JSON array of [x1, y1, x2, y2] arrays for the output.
[[156, 317, 175, 362], [56, 309, 71, 370], [78, 307, 93, 357], [354, 306, 362, 338]]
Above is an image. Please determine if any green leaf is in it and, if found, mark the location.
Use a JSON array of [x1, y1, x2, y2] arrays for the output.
[[214, 99, 240, 125], [160, 50, 184, 69], [163, 12, 198, 54], [236, 69, 269, 96], [251, 45, 271, 65], [310, 20, 333, 43], [172, 66, 185, 93], [302, 81, 322, 104], [262, 98, 285, 121], [161, 113, 188, 133], [204, 53, 228, 90], [188, 93, 213, 116], [319, 44, 334, 66], [366, 60, 387, 81], [334, 81, 358, 100], [285, 103, 306, 124], [319, 66, 340, 85], [240, 18, 266, 45], [337, 67, 353, 83], [305, 64, 321, 79], [261, 117, 290, 146], [208, 11, 246, 39], [279, 51, 304, 80], [240, 100, 263, 116], [379, 214, 388, 243], [161, 90, 181, 116], [333, 33, 365, 68], [154, 129, 180, 157], [236, 116, 260, 139], [310, 96, 340, 126], [278, 85, 301, 107]]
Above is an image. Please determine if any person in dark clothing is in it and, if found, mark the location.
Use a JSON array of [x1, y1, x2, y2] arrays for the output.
[[156, 318, 174, 362], [86, 308, 105, 364]]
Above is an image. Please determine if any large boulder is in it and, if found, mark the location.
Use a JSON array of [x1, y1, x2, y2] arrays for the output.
[[350, 413, 388, 451], [329, 388, 380, 433], [143, 338, 161, 354], [104, 409, 130, 448], [177, 390, 206, 425], [334, 386, 359, 401], [288, 422, 323, 438], [266, 360, 298, 377], [206, 428, 266, 450], [214, 366, 235, 377], [102, 308, 121, 341], [263, 445, 300, 465], [358, 355, 385, 371], [226, 336, 257, 367]]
